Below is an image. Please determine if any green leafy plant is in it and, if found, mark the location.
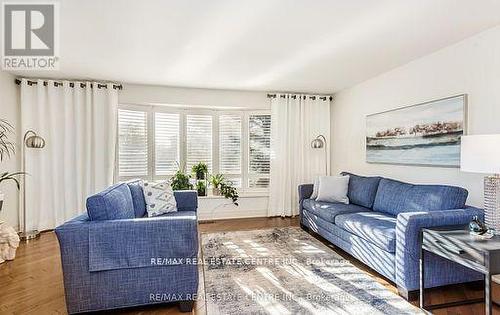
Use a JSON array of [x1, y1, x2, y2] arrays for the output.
[[0, 119, 15, 162], [170, 170, 193, 191], [219, 181, 239, 206], [192, 162, 208, 180], [196, 180, 206, 196], [209, 174, 224, 188]]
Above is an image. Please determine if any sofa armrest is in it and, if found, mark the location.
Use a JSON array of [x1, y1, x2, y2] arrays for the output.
[[298, 184, 314, 216], [174, 190, 198, 212], [298, 184, 313, 202], [55, 214, 93, 306], [88, 214, 198, 272], [395, 206, 483, 290]]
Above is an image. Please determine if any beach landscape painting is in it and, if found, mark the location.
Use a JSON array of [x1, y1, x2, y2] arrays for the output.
[[366, 95, 466, 167]]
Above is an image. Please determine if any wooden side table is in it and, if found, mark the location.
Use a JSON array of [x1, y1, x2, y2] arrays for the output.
[[420, 227, 500, 315]]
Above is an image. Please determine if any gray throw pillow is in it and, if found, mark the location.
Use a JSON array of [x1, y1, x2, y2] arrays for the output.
[[316, 175, 350, 204], [142, 180, 177, 217]]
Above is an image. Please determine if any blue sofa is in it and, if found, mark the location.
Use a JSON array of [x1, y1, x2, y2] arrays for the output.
[[56, 180, 199, 314], [299, 172, 483, 299]]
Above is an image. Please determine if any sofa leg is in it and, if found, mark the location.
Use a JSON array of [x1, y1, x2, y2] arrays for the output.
[[179, 300, 194, 312], [397, 286, 418, 301]]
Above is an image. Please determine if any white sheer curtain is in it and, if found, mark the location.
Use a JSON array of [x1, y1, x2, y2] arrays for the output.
[[268, 94, 330, 217], [20, 79, 118, 231]]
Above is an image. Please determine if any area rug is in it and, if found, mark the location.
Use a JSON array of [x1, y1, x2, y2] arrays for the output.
[[201, 227, 422, 315]]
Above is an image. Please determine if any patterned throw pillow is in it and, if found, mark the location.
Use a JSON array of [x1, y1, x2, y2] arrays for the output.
[[141, 180, 177, 217]]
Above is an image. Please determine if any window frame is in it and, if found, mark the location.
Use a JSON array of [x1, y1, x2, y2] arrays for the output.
[[116, 104, 270, 194], [246, 111, 271, 193]]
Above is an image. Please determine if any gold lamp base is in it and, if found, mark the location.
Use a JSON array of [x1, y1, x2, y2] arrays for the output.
[[18, 230, 40, 241]]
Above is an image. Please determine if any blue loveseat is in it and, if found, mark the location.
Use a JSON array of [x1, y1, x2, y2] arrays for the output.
[[299, 172, 483, 299], [56, 180, 199, 314]]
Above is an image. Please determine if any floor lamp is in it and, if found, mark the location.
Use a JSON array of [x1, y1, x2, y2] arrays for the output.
[[311, 135, 328, 175], [19, 130, 45, 241]]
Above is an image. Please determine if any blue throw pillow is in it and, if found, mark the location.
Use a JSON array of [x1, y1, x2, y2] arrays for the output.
[[341, 172, 381, 208], [86, 183, 135, 221]]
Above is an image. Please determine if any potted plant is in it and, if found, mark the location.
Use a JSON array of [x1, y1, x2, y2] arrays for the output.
[[209, 173, 225, 196], [196, 180, 206, 197], [219, 181, 239, 206], [0, 119, 15, 163], [0, 172, 23, 213], [0, 119, 23, 214], [192, 162, 208, 180], [170, 169, 193, 191]]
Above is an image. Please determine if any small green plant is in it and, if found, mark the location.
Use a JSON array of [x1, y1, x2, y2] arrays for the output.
[[192, 162, 208, 180], [170, 170, 193, 190], [209, 173, 225, 188], [219, 181, 239, 206], [196, 180, 206, 196]]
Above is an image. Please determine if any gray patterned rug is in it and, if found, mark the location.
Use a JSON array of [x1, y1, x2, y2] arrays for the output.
[[201, 227, 422, 315]]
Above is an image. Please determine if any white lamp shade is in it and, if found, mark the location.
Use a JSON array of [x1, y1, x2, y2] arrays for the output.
[[461, 134, 500, 174]]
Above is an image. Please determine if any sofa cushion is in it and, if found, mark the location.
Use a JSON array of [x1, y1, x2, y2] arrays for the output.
[[86, 183, 135, 221], [373, 178, 468, 216], [127, 179, 147, 218], [335, 211, 397, 253], [302, 199, 370, 223], [341, 172, 381, 208]]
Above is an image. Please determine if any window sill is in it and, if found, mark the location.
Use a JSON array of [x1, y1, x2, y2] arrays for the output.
[[199, 193, 268, 199]]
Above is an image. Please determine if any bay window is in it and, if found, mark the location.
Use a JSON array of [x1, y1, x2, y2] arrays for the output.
[[117, 105, 271, 193]]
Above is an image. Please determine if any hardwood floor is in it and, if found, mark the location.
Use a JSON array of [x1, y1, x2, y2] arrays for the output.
[[0, 217, 497, 314]]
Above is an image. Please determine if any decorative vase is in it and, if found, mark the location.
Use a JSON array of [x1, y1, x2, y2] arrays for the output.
[[469, 216, 488, 235], [212, 188, 221, 196]]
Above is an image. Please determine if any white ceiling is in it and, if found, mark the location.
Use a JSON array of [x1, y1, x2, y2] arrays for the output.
[[6, 0, 500, 93]]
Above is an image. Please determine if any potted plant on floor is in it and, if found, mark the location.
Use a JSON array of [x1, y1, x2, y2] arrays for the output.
[[0, 172, 23, 213], [0, 119, 23, 214], [0, 119, 22, 263]]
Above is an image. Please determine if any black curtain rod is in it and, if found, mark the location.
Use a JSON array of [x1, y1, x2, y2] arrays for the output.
[[15, 78, 123, 90], [267, 93, 332, 101]]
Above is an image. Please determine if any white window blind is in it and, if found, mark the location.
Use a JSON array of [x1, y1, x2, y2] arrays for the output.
[[117, 106, 271, 192], [186, 114, 213, 173], [118, 109, 148, 177], [248, 114, 271, 188], [155, 112, 180, 175], [219, 114, 242, 186]]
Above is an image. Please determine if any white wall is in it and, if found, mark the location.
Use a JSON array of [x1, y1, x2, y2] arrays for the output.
[[331, 25, 500, 208], [0, 71, 20, 228]]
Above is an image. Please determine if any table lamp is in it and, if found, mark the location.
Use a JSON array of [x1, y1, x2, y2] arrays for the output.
[[461, 134, 500, 232]]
